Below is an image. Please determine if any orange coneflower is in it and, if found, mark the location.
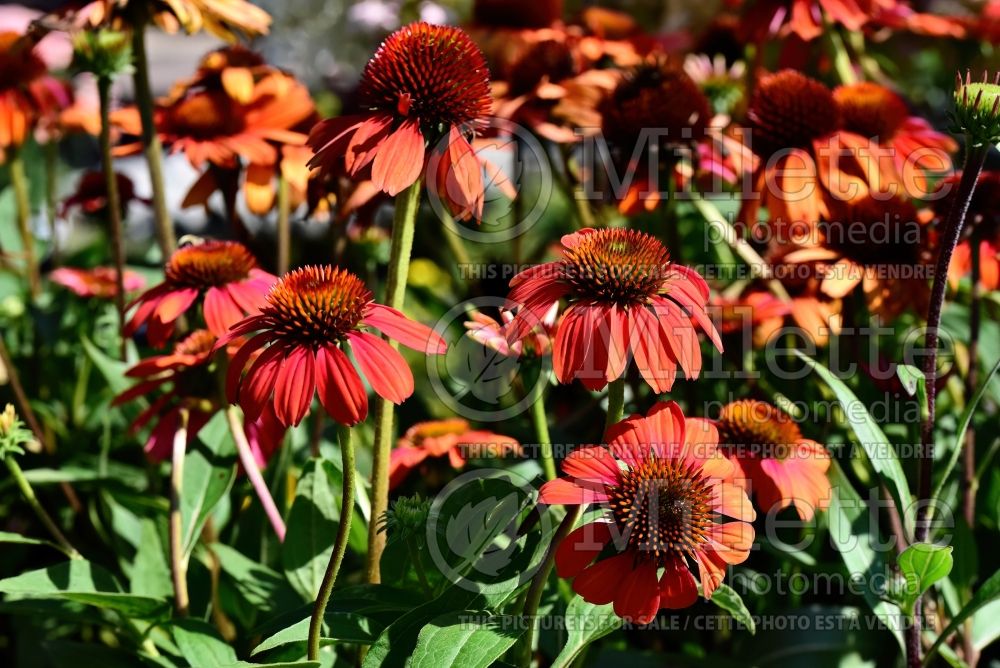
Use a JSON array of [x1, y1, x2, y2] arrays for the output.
[[540, 401, 755, 622], [834, 82, 956, 198], [740, 70, 894, 230], [388, 418, 521, 489], [713, 399, 831, 521], [0, 31, 57, 152], [114, 329, 284, 464], [782, 194, 932, 321], [220, 265, 447, 428], [505, 228, 722, 392], [125, 240, 276, 346], [50, 266, 146, 299], [739, 0, 869, 42], [307, 22, 493, 220], [58, 0, 271, 42]]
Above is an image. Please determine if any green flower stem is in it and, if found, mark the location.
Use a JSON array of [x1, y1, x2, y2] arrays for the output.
[[4, 455, 80, 559], [308, 424, 356, 661], [530, 390, 556, 481], [10, 152, 39, 298], [44, 142, 59, 266], [169, 408, 190, 616], [405, 534, 432, 594], [276, 174, 291, 275], [366, 180, 421, 584], [226, 406, 286, 541], [130, 22, 176, 261], [605, 377, 626, 431], [97, 74, 128, 360]]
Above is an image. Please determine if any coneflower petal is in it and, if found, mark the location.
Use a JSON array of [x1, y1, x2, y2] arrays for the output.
[[348, 331, 414, 404], [315, 344, 368, 426], [371, 119, 425, 196]]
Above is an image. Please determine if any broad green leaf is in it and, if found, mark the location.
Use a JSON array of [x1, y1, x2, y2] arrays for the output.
[[81, 334, 132, 394], [250, 613, 378, 657], [212, 543, 300, 615], [282, 458, 346, 601], [0, 560, 169, 619], [172, 618, 238, 667], [891, 543, 953, 615], [218, 662, 319, 668], [181, 412, 237, 558], [0, 530, 59, 551], [926, 569, 1000, 663], [551, 598, 622, 668], [409, 612, 523, 668], [972, 598, 1000, 651], [708, 583, 756, 634], [827, 463, 905, 650], [795, 351, 913, 514], [130, 518, 173, 600]]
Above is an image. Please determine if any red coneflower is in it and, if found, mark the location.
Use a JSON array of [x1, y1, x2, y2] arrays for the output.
[[389, 418, 521, 489], [220, 265, 447, 428], [834, 82, 956, 198], [739, 0, 869, 42], [540, 401, 755, 623], [713, 399, 831, 521], [307, 22, 493, 220], [740, 70, 893, 229], [61, 170, 149, 220], [125, 240, 276, 346], [505, 228, 722, 392], [114, 329, 285, 464], [50, 266, 146, 299]]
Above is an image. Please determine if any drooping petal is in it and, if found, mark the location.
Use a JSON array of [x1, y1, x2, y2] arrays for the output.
[[348, 331, 414, 404], [572, 553, 632, 606], [613, 560, 660, 624], [659, 555, 699, 609], [555, 522, 614, 579], [273, 345, 317, 427], [315, 344, 368, 425], [371, 119, 425, 196], [204, 286, 246, 337]]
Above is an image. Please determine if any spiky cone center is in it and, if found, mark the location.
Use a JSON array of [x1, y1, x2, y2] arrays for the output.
[[954, 73, 1000, 146], [169, 90, 248, 138], [746, 70, 839, 158], [165, 241, 257, 288], [174, 329, 218, 357], [607, 458, 714, 564], [834, 82, 909, 142], [601, 59, 710, 145], [561, 229, 671, 306], [716, 400, 802, 460], [0, 32, 46, 90], [822, 196, 924, 267], [358, 22, 492, 133], [259, 265, 370, 345]]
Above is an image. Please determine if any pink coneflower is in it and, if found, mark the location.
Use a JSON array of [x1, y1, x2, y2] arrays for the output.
[[505, 228, 722, 392], [51, 266, 145, 300], [307, 22, 493, 220], [540, 401, 755, 623], [220, 265, 447, 428], [124, 240, 275, 347]]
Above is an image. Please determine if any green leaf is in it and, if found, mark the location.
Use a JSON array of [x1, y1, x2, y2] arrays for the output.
[[251, 613, 379, 657], [891, 543, 953, 615], [218, 662, 319, 668], [282, 458, 346, 601], [708, 583, 756, 634], [0, 530, 59, 551], [0, 560, 169, 619], [409, 612, 523, 668], [181, 412, 236, 558], [171, 618, 238, 666], [925, 569, 1000, 663], [795, 351, 913, 513], [129, 518, 173, 600], [81, 334, 132, 394], [212, 543, 300, 615], [551, 598, 622, 668], [827, 463, 905, 650]]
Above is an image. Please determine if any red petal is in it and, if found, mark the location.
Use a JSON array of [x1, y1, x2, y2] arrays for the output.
[[348, 332, 414, 404], [555, 521, 613, 578], [629, 306, 677, 393], [345, 113, 393, 175], [561, 446, 621, 486], [362, 303, 446, 353], [225, 333, 273, 403], [537, 477, 609, 505], [659, 555, 699, 609], [371, 120, 425, 196], [239, 343, 286, 421], [315, 344, 368, 425], [204, 287, 246, 338], [273, 346, 316, 427], [437, 128, 484, 221], [572, 553, 631, 606], [613, 560, 660, 624]]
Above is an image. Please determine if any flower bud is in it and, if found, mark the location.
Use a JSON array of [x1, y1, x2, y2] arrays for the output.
[[953, 70, 1000, 147], [72, 29, 132, 79]]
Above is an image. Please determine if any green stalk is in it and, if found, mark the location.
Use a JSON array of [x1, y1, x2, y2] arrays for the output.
[[366, 180, 421, 584], [10, 152, 39, 298], [130, 22, 176, 261], [169, 408, 190, 615], [44, 142, 59, 266], [530, 390, 556, 481], [307, 424, 356, 661], [605, 377, 626, 431], [5, 455, 80, 559], [97, 74, 128, 360]]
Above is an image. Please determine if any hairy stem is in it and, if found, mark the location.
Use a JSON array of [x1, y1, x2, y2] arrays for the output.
[[10, 152, 39, 298], [531, 390, 556, 481], [276, 174, 291, 275], [308, 424, 355, 661], [226, 406, 286, 541], [97, 75, 128, 360], [367, 180, 421, 584]]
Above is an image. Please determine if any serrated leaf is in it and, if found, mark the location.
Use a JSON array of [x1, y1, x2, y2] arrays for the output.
[[409, 612, 523, 668], [551, 598, 622, 668], [708, 584, 756, 634], [172, 618, 238, 666], [0, 560, 169, 619]]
